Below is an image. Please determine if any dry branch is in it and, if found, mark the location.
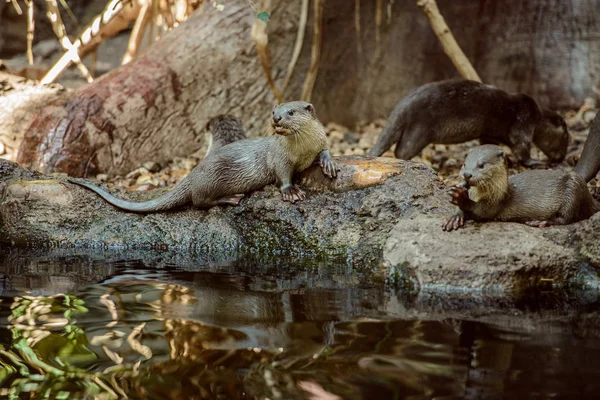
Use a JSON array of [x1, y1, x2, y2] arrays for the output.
[[25, 0, 34, 65], [417, 0, 481, 82], [281, 0, 309, 96], [41, 0, 142, 84], [122, 1, 152, 65], [301, 0, 323, 102], [251, 10, 283, 103], [44, 0, 93, 83]]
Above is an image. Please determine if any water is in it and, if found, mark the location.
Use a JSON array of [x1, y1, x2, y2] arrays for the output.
[[0, 248, 599, 399]]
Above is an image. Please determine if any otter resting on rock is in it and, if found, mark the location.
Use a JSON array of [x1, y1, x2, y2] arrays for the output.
[[69, 101, 337, 213], [442, 144, 600, 231], [368, 79, 569, 167]]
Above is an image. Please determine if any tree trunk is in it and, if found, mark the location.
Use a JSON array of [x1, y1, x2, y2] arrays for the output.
[[17, 1, 287, 177], [14, 0, 600, 177]]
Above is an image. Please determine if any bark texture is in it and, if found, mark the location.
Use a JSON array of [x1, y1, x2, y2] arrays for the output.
[[13, 0, 600, 177]]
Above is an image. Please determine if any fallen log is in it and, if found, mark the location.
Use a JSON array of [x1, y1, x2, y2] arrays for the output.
[[1, 156, 599, 295]]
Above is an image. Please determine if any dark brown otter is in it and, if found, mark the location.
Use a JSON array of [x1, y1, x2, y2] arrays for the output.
[[442, 144, 600, 231], [204, 114, 247, 156], [574, 112, 600, 182], [69, 102, 337, 212], [368, 79, 569, 167]]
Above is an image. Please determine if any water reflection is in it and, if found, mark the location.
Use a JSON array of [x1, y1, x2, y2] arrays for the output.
[[0, 248, 598, 399]]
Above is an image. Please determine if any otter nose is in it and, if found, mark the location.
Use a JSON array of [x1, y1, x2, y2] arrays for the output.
[[273, 115, 282, 123], [463, 172, 472, 180]]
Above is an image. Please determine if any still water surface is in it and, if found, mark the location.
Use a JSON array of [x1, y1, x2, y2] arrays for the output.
[[0, 249, 598, 399]]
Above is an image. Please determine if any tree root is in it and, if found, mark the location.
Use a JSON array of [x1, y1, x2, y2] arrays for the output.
[[416, 0, 481, 82]]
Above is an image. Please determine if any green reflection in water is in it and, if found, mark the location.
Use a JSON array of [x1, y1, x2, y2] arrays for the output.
[[0, 279, 466, 400]]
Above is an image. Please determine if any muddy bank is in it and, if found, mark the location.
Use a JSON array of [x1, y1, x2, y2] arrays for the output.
[[0, 157, 599, 293]]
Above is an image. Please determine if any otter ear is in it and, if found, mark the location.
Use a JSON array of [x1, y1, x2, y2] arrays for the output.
[[497, 150, 506, 159], [305, 103, 314, 113]]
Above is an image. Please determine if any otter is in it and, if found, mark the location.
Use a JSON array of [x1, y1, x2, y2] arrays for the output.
[[574, 112, 600, 182], [204, 114, 247, 156], [69, 101, 337, 212], [442, 144, 600, 231], [367, 79, 569, 167]]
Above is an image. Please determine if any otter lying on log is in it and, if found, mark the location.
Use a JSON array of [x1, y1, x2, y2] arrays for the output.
[[70, 101, 337, 212], [368, 79, 569, 167]]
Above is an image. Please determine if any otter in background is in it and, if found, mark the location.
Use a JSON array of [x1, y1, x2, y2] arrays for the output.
[[368, 79, 569, 167], [204, 115, 247, 157], [575, 112, 600, 182]]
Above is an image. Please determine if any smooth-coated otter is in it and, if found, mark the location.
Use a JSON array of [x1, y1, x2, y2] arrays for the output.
[[204, 114, 247, 156], [367, 79, 569, 167], [69, 101, 337, 212], [442, 144, 600, 231], [574, 112, 600, 182]]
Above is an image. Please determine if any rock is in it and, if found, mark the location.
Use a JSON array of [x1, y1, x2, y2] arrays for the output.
[[135, 173, 158, 186], [0, 156, 599, 297], [358, 137, 371, 150], [327, 130, 345, 143], [125, 167, 150, 180]]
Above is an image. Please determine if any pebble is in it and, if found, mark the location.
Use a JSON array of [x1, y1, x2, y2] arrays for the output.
[[135, 173, 158, 186], [142, 161, 162, 173], [125, 167, 150, 179], [328, 130, 344, 143], [358, 137, 371, 150]]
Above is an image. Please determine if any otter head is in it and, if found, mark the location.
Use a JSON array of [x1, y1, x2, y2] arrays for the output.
[[461, 144, 509, 203], [204, 114, 246, 154], [271, 101, 316, 136], [533, 108, 569, 162], [205, 115, 246, 140]]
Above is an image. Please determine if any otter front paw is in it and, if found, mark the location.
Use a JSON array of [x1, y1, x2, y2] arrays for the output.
[[449, 185, 470, 208], [442, 210, 465, 232], [281, 185, 306, 203], [319, 150, 337, 178]]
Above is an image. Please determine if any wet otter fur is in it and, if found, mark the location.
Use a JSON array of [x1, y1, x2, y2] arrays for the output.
[[442, 144, 600, 231], [69, 102, 337, 213], [368, 79, 569, 167]]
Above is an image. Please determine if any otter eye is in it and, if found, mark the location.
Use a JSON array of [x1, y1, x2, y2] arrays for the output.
[[477, 162, 485, 169], [288, 110, 294, 116]]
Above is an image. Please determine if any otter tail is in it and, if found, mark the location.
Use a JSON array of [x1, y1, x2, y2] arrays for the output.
[[69, 178, 192, 213], [575, 113, 600, 182]]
